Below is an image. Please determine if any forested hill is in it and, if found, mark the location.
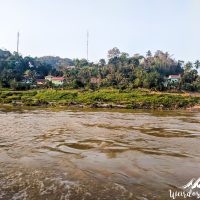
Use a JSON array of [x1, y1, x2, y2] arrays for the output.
[[37, 56, 74, 69]]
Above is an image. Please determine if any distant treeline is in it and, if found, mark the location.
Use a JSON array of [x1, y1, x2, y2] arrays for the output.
[[0, 48, 199, 91]]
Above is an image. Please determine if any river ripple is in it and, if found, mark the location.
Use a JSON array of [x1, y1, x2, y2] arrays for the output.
[[0, 109, 199, 200]]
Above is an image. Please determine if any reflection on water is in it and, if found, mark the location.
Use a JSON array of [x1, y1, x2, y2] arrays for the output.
[[0, 109, 200, 200]]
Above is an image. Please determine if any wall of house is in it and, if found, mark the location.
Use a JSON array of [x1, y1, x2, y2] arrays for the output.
[[169, 78, 179, 82], [52, 80, 63, 85]]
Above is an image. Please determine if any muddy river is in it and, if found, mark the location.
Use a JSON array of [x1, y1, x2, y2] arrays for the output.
[[0, 109, 199, 200]]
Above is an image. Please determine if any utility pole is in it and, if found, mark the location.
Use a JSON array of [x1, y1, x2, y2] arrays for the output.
[[17, 32, 20, 54], [86, 31, 89, 61]]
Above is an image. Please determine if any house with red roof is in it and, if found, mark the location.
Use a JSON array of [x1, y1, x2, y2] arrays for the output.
[[51, 77, 65, 86], [168, 74, 181, 83], [44, 75, 65, 86]]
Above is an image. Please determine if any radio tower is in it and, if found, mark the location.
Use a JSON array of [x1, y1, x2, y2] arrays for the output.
[[17, 32, 20, 54], [86, 31, 89, 61]]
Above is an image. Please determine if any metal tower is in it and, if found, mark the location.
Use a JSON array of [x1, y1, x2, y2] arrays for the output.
[[17, 32, 20, 54], [87, 31, 89, 61]]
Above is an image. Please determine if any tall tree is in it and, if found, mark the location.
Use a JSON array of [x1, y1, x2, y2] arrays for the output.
[[98, 59, 106, 67], [184, 62, 193, 72], [107, 47, 120, 59], [146, 50, 152, 57]]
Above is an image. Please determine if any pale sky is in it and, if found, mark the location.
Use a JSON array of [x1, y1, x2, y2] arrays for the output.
[[0, 0, 200, 63]]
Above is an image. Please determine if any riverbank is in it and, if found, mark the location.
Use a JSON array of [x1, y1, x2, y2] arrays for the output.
[[0, 89, 199, 110]]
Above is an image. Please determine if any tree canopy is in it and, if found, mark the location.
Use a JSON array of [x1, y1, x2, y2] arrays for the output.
[[0, 48, 199, 91]]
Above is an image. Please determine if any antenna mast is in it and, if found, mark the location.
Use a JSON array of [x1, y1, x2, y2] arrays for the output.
[[87, 31, 89, 61], [17, 32, 20, 54]]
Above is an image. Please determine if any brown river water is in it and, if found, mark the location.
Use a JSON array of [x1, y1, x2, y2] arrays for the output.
[[0, 108, 199, 200]]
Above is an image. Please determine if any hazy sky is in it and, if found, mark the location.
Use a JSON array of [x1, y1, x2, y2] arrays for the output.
[[0, 0, 200, 62]]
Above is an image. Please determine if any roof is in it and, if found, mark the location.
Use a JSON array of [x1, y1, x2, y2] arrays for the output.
[[52, 77, 64, 81], [168, 75, 181, 79]]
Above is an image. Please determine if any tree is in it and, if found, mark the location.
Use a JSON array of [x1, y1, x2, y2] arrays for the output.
[[133, 68, 146, 87], [0, 69, 16, 87], [79, 59, 89, 67], [73, 58, 80, 67], [182, 69, 198, 84], [72, 79, 85, 89], [128, 57, 139, 68], [143, 71, 162, 89], [119, 52, 129, 64], [107, 47, 120, 59], [98, 59, 106, 67], [146, 50, 152, 57], [194, 60, 200, 70], [24, 69, 37, 79], [184, 62, 193, 72]]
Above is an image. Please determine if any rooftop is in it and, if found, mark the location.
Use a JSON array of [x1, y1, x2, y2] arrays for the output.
[[52, 77, 64, 81], [168, 74, 181, 79]]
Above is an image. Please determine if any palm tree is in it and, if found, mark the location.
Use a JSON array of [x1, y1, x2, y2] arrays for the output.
[[194, 60, 200, 70], [184, 62, 193, 72], [146, 50, 152, 57]]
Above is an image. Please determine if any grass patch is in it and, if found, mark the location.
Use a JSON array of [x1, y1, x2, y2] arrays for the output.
[[0, 88, 199, 109]]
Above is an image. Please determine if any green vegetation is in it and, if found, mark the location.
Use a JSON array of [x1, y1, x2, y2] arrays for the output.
[[0, 47, 200, 110], [0, 89, 199, 110], [0, 48, 200, 92]]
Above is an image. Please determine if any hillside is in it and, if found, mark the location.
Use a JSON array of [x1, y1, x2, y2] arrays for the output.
[[37, 56, 74, 69]]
